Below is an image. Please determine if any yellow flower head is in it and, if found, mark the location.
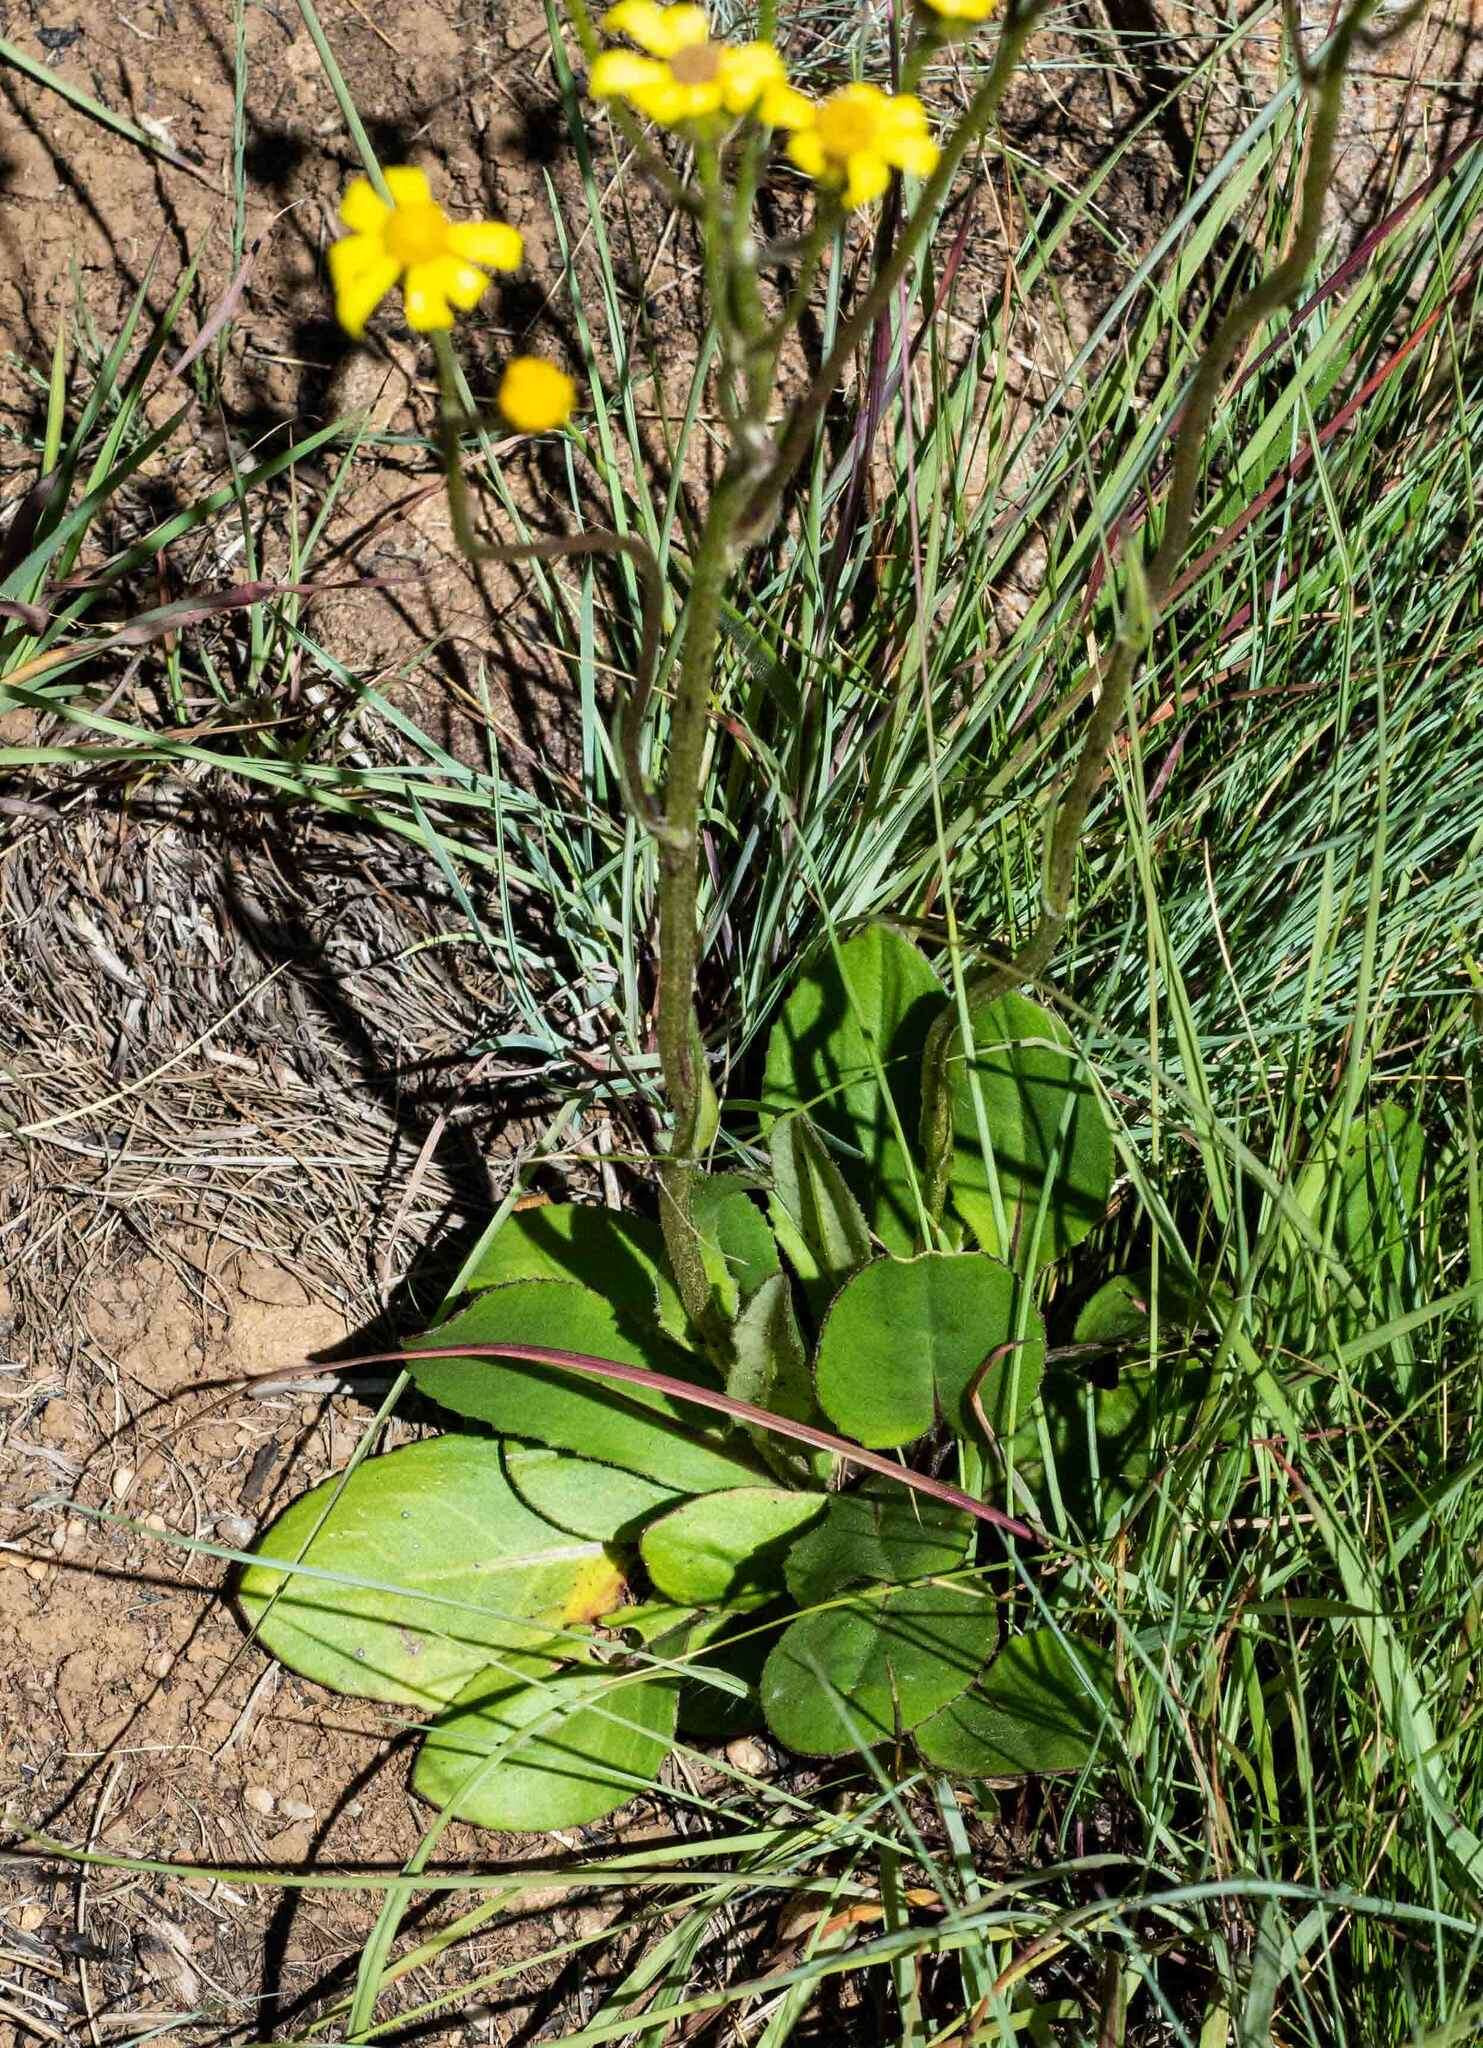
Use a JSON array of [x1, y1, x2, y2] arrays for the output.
[[918, 0, 999, 20], [498, 356, 578, 434], [787, 84, 939, 209], [590, 3, 809, 131], [329, 166, 522, 338]]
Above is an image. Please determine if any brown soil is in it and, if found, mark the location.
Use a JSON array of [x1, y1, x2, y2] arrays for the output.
[[1, 0, 1479, 2037]]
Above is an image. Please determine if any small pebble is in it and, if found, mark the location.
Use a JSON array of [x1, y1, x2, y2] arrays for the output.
[[724, 1736, 770, 1777], [25, 1560, 48, 1581], [152, 1651, 174, 1679], [16, 1903, 46, 1932], [143, 1512, 168, 1533], [243, 1785, 276, 1818], [280, 1797, 316, 1823], [112, 1466, 135, 1501], [49, 1524, 67, 1552], [214, 1515, 255, 1549]]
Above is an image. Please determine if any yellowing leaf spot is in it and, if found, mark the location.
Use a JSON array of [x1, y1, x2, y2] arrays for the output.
[[563, 1553, 627, 1624]]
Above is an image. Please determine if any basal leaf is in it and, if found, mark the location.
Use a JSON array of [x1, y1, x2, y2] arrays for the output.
[[814, 1252, 1044, 1450], [914, 1628, 1118, 1777], [640, 1487, 826, 1604], [502, 1444, 684, 1543], [784, 1482, 973, 1606], [762, 1582, 996, 1756], [762, 924, 946, 1254], [1287, 1102, 1426, 1347], [948, 991, 1113, 1268], [238, 1436, 626, 1707], [460, 1200, 684, 1339], [728, 1273, 833, 1485], [766, 1111, 873, 1313], [412, 1648, 677, 1830], [410, 1280, 768, 1495]]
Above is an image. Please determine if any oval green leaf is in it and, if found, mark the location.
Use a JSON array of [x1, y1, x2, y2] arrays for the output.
[[914, 1627, 1118, 1777], [412, 1649, 677, 1831], [762, 924, 946, 1254], [948, 990, 1113, 1268], [503, 1444, 684, 1543], [640, 1487, 826, 1605], [238, 1436, 626, 1707], [814, 1252, 1044, 1450], [784, 1482, 973, 1606], [410, 1280, 769, 1495], [761, 1582, 996, 1756], [462, 1199, 684, 1338]]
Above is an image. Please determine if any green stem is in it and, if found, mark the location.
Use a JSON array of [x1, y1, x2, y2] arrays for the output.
[[654, 467, 751, 1332]]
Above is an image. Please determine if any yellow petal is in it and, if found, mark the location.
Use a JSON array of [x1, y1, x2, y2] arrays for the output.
[[842, 151, 891, 209], [328, 241, 399, 337], [590, 47, 667, 99], [339, 176, 389, 235], [402, 260, 455, 331], [656, 2, 709, 49], [758, 81, 813, 130], [447, 218, 524, 270], [603, 0, 703, 55], [427, 254, 489, 312], [716, 41, 784, 115], [384, 165, 433, 209], [630, 72, 694, 125], [888, 130, 939, 177], [786, 126, 828, 181]]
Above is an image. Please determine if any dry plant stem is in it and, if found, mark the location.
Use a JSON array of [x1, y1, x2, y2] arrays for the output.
[[917, 2, 1382, 1222]]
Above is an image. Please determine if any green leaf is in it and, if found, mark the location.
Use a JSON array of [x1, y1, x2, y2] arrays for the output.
[[238, 1436, 627, 1708], [762, 1582, 996, 1756], [766, 1111, 873, 1312], [412, 1648, 677, 1831], [1015, 1274, 1214, 1527], [410, 1280, 768, 1495], [762, 924, 946, 1254], [461, 1200, 683, 1337], [658, 1177, 782, 1342], [814, 1252, 1044, 1450], [728, 1273, 833, 1485], [948, 991, 1113, 1268], [641, 1487, 826, 1604], [784, 1482, 973, 1606], [914, 1628, 1118, 1777], [502, 1444, 684, 1543], [1288, 1102, 1426, 1343], [1028, 1361, 1210, 1530]]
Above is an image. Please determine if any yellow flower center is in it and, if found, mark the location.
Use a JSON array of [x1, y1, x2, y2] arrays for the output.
[[815, 92, 881, 159], [384, 201, 452, 267], [668, 38, 721, 83]]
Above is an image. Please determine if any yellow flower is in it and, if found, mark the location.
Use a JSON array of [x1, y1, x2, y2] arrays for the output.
[[498, 356, 577, 434], [918, 0, 999, 19], [590, 2, 808, 131], [329, 166, 523, 338], [786, 84, 939, 209]]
